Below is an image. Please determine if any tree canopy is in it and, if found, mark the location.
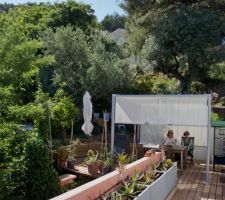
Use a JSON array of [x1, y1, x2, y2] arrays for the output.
[[101, 13, 126, 32], [122, 0, 225, 93]]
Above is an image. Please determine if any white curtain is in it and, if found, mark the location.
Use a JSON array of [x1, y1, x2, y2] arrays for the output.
[[115, 95, 209, 127]]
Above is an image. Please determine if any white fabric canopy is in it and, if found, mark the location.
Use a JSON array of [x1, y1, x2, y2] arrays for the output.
[[115, 95, 208, 126], [82, 91, 93, 136], [111, 94, 211, 182]]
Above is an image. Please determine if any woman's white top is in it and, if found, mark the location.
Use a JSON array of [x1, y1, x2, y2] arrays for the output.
[[165, 137, 176, 145]]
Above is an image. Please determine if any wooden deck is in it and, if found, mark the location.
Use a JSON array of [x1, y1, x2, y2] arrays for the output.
[[172, 161, 225, 200]]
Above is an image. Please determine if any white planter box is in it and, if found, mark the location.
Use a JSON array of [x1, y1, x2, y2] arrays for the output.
[[135, 163, 177, 200]]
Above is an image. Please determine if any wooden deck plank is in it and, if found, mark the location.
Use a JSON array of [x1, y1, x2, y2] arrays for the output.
[[186, 165, 202, 200], [182, 166, 199, 200], [216, 165, 223, 200], [171, 161, 225, 200], [208, 171, 217, 199], [172, 168, 194, 200]]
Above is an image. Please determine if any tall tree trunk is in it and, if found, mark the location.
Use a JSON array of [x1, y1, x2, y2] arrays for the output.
[[173, 70, 189, 94]]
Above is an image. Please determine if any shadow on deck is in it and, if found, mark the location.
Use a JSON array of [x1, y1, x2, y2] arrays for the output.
[[171, 161, 225, 200]]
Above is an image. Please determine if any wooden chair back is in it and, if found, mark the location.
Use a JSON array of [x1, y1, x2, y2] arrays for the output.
[[161, 144, 175, 161]]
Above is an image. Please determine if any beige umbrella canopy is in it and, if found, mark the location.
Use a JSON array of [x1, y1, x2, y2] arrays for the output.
[[81, 91, 94, 136]]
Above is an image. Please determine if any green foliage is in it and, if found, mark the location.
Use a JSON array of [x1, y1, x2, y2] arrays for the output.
[[119, 181, 141, 199], [24, 138, 61, 200], [51, 89, 79, 129], [101, 13, 126, 32], [142, 6, 224, 93], [208, 62, 225, 81], [134, 74, 179, 94], [2, 4, 53, 39], [85, 150, 99, 165], [56, 146, 70, 160], [117, 153, 130, 175], [49, 0, 98, 32], [42, 26, 131, 103], [0, 123, 36, 200], [211, 112, 220, 121]]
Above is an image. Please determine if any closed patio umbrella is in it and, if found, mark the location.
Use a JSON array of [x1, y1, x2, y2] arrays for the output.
[[81, 91, 93, 136]]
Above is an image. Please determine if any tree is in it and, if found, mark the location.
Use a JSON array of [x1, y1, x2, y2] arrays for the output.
[[142, 6, 224, 93], [49, 0, 98, 32], [42, 26, 131, 105], [101, 13, 126, 32], [0, 4, 53, 39], [0, 12, 54, 121]]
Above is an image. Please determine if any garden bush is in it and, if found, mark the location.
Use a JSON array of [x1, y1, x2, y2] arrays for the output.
[[0, 123, 61, 200], [24, 138, 61, 200]]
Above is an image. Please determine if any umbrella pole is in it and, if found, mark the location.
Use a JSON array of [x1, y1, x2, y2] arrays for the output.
[[100, 122, 105, 154], [88, 136, 90, 150], [105, 120, 107, 151], [70, 119, 74, 146], [132, 125, 137, 161]]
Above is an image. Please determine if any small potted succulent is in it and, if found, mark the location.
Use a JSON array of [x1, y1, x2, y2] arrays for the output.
[[102, 158, 113, 175], [85, 150, 101, 175], [56, 146, 70, 168]]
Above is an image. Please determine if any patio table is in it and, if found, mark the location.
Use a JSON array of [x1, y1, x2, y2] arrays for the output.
[[171, 145, 187, 171]]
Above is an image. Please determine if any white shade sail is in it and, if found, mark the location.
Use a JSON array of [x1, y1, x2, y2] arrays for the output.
[[82, 91, 93, 136], [111, 94, 211, 182], [115, 95, 209, 126]]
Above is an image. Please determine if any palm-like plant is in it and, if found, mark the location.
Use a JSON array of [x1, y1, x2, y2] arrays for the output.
[[119, 181, 141, 199], [117, 153, 129, 174]]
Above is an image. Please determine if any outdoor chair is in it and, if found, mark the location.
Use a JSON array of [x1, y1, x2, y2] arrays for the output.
[[181, 136, 194, 167], [161, 144, 175, 161]]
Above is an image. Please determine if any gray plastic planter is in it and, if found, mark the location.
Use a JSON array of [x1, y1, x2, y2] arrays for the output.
[[135, 163, 177, 200]]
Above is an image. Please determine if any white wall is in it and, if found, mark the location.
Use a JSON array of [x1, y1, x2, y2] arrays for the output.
[[140, 125, 214, 161]]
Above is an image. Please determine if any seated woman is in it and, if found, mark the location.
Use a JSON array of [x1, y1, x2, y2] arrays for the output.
[[165, 129, 177, 145], [181, 131, 194, 161]]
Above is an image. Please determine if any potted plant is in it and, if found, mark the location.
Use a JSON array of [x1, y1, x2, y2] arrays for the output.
[[56, 146, 70, 168], [102, 158, 113, 175], [85, 150, 101, 175]]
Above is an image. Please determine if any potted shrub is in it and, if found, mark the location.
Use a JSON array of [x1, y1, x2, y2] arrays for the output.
[[85, 150, 101, 175], [56, 146, 70, 168]]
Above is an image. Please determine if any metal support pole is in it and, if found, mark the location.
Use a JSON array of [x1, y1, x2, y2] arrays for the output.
[[205, 94, 211, 182], [110, 95, 116, 156]]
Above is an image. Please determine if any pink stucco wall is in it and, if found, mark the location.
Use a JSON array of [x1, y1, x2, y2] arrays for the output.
[[51, 152, 162, 200]]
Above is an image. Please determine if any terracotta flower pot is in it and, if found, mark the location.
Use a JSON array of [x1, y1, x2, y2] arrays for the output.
[[87, 163, 99, 175]]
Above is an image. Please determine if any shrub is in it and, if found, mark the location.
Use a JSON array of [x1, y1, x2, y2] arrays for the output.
[[24, 138, 61, 200]]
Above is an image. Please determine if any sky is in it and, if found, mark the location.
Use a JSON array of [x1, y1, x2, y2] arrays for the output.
[[0, 0, 125, 21]]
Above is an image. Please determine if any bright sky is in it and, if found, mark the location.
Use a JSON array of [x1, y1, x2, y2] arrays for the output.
[[0, 0, 125, 21]]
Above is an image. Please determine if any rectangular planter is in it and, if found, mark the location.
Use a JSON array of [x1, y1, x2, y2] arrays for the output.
[[135, 163, 177, 200], [51, 153, 162, 200]]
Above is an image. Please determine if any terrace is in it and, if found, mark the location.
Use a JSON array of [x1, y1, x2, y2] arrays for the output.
[[50, 94, 225, 200], [173, 162, 225, 200]]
